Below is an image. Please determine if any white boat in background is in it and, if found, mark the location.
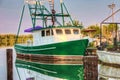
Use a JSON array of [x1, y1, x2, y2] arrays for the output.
[[97, 50, 120, 64], [99, 64, 120, 80]]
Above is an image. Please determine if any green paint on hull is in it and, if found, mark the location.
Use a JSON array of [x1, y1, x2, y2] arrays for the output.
[[15, 39, 88, 80], [16, 59, 84, 80], [15, 39, 88, 55]]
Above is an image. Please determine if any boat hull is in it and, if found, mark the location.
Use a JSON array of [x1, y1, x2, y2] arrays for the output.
[[97, 50, 120, 65], [15, 39, 88, 55], [15, 39, 88, 80], [99, 64, 120, 79]]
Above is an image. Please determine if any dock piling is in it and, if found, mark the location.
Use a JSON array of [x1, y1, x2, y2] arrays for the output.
[[84, 56, 98, 80], [6, 49, 13, 80]]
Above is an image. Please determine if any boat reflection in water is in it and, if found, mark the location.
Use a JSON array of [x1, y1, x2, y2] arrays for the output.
[[99, 64, 120, 80]]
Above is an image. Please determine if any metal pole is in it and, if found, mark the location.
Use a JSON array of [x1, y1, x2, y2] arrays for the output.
[[108, 3, 115, 22], [101, 9, 120, 24], [60, 0, 65, 26], [63, 3, 74, 25], [114, 23, 118, 48], [33, 2, 38, 28], [15, 4, 25, 44], [100, 23, 102, 49], [39, 2, 45, 28], [112, 8, 114, 22]]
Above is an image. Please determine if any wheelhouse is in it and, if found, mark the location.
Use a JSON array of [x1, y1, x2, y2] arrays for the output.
[[32, 27, 82, 46]]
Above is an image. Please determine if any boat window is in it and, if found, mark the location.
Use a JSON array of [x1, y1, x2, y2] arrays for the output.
[[73, 29, 79, 34], [46, 30, 50, 36], [56, 29, 63, 34], [65, 29, 71, 34], [41, 30, 45, 37]]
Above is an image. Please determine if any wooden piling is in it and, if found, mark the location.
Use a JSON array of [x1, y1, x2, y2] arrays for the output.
[[84, 56, 98, 80], [6, 49, 13, 80]]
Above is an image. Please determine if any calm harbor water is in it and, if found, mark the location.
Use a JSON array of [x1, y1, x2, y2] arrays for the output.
[[0, 48, 120, 80]]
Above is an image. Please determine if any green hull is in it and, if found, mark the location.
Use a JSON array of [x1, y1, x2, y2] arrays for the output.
[[15, 39, 88, 55], [15, 39, 88, 80]]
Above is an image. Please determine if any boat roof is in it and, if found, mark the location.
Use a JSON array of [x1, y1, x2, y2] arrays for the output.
[[24, 26, 42, 32]]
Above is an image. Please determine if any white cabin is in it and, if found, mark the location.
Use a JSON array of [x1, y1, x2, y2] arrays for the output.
[[32, 27, 82, 46]]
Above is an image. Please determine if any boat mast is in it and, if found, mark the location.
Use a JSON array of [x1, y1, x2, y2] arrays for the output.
[[17, 0, 75, 29], [48, 0, 74, 26], [60, 0, 65, 26], [48, 0, 56, 26], [62, 2, 74, 26]]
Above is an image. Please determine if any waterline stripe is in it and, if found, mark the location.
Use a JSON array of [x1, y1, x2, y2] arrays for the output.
[[16, 53, 83, 65], [17, 58, 83, 65]]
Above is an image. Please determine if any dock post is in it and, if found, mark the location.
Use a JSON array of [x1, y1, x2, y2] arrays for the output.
[[83, 56, 98, 80], [6, 49, 13, 80]]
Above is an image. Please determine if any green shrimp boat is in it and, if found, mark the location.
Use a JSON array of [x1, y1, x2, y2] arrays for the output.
[[15, 0, 89, 80]]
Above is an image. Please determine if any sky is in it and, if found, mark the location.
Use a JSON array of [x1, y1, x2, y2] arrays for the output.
[[0, 0, 120, 33]]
